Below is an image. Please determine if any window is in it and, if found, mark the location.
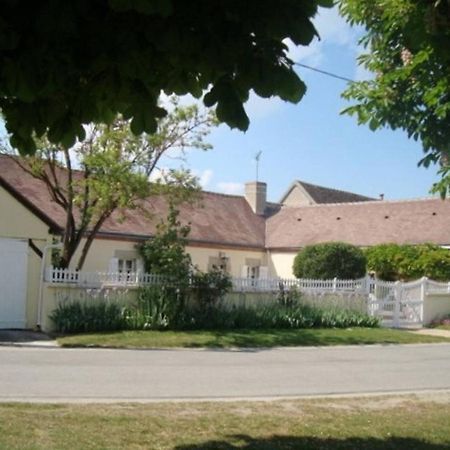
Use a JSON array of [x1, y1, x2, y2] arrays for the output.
[[247, 266, 260, 280], [118, 258, 136, 275], [208, 256, 229, 273], [241, 259, 269, 288], [109, 251, 143, 284]]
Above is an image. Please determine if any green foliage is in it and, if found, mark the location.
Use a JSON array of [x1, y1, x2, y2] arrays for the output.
[[187, 269, 233, 324], [1, 100, 210, 269], [0, 1, 332, 154], [277, 285, 302, 308], [190, 268, 232, 309], [139, 204, 192, 281], [365, 243, 450, 281], [178, 303, 379, 331], [293, 242, 367, 279], [130, 284, 187, 330], [50, 301, 126, 333], [339, 0, 450, 196]]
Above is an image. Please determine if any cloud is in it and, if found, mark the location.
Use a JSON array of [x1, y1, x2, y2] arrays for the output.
[[196, 169, 213, 188], [216, 182, 245, 195], [244, 92, 285, 121], [286, 6, 356, 66]]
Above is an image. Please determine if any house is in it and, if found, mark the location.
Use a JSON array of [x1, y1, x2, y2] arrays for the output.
[[1, 154, 450, 329]]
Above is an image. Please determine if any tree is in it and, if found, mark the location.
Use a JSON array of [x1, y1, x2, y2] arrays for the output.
[[1, 100, 215, 269], [139, 203, 192, 281], [293, 242, 367, 279], [365, 243, 450, 281], [0, 0, 333, 154], [339, 0, 450, 196]]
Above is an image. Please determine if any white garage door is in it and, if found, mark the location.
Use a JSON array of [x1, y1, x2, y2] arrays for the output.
[[0, 238, 28, 329]]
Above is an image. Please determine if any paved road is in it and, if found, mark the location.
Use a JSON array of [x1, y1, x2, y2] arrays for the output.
[[1, 344, 449, 402]]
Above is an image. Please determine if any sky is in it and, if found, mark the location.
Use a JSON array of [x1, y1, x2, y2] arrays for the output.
[[0, 6, 440, 203], [158, 6, 440, 203]]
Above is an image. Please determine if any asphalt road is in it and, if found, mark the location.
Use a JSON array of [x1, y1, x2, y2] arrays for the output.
[[1, 344, 449, 402]]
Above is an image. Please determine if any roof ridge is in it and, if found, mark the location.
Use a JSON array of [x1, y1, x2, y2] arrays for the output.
[[200, 189, 245, 199], [281, 196, 443, 209]]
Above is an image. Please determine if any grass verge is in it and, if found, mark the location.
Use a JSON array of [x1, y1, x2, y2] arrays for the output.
[[57, 327, 450, 349], [0, 394, 449, 449]]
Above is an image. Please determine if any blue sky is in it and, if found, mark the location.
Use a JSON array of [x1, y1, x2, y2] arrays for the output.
[[1, 7, 440, 203], [164, 6, 439, 202]]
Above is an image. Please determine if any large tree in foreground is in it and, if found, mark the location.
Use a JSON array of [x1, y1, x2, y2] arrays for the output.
[[0, 0, 332, 154], [339, 0, 450, 196], [1, 100, 215, 269]]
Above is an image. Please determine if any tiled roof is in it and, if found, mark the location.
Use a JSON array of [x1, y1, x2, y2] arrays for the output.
[[299, 181, 375, 203], [1, 155, 449, 249], [281, 180, 375, 205], [0, 155, 266, 248], [266, 199, 450, 248]]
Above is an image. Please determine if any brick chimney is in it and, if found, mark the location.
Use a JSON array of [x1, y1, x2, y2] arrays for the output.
[[245, 181, 267, 215]]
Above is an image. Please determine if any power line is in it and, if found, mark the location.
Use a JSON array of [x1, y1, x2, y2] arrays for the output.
[[294, 62, 355, 83]]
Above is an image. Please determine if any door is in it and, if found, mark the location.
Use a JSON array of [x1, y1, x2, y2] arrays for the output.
[[0, 238, 28, 328]]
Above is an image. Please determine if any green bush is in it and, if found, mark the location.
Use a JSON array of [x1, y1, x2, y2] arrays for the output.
[[138, 204, 192, 282], [179, 303, 380, 330], [129, 284, 188, 330], [293, 242, 367, 279], [365, 243, 450, 281], [190, 269, 232, 306], [50, 301, 126, 333]]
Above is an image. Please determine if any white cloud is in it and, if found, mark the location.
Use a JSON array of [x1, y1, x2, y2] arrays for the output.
[[148, 167, 167, 182], [216, 182, 245, 195], [244, 92, 285, 121], [196, 169, 213, 188], [286, 6, 356, 66]]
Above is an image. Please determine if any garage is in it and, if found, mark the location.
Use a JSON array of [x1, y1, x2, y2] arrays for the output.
[[0, 238, 28, 329]]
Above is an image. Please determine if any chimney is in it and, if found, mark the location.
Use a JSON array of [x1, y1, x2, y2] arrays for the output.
[[245, 181, 267, 215]]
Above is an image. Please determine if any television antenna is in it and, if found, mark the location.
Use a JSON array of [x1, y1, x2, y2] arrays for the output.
[[254, 151, 262, 181]]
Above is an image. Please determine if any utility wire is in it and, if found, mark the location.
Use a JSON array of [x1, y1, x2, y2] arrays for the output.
[[294, 62, 355, 83]]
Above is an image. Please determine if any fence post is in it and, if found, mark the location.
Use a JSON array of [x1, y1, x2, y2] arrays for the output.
[[393, 281, 402, 328], [420, 277, 427, 324], [333, 277, 337, 293]]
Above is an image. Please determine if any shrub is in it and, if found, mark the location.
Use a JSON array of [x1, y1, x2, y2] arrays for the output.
[[365, 243, 450, 281], [50, 301, 126, 333], [293, 242, 367, 279], [178, 303, 380, 330], [130, 284, 188, 330], [138, 204, 192, 282]]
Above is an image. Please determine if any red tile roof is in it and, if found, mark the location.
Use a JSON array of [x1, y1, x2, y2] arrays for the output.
[[298, 180, 375, 203], [0, 155, 265, 248], [266, 199, 450, 248], [1, 155, 449, 249]]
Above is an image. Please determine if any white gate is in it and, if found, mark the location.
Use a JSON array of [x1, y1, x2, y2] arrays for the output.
[[0, 238, 28, 328], [367, 279, 424, 328]]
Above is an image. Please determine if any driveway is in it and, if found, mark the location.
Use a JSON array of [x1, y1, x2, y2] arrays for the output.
[[1, 344, 449, 402]]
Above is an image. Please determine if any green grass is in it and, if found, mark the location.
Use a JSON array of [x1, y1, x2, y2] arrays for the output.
[[436, 324, 450, 331], [57, 327, 450, 349], [0, 395, 449, 449]]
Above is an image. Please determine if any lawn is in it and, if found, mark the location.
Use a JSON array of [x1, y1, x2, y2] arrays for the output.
[[0, 394, 449, 449], [57, 327, 450, 349]]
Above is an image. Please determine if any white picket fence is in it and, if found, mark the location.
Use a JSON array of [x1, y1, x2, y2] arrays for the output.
[[45, 267, 369, 293], [45, 267, 450, 328], [46, 267, 167, 287]]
